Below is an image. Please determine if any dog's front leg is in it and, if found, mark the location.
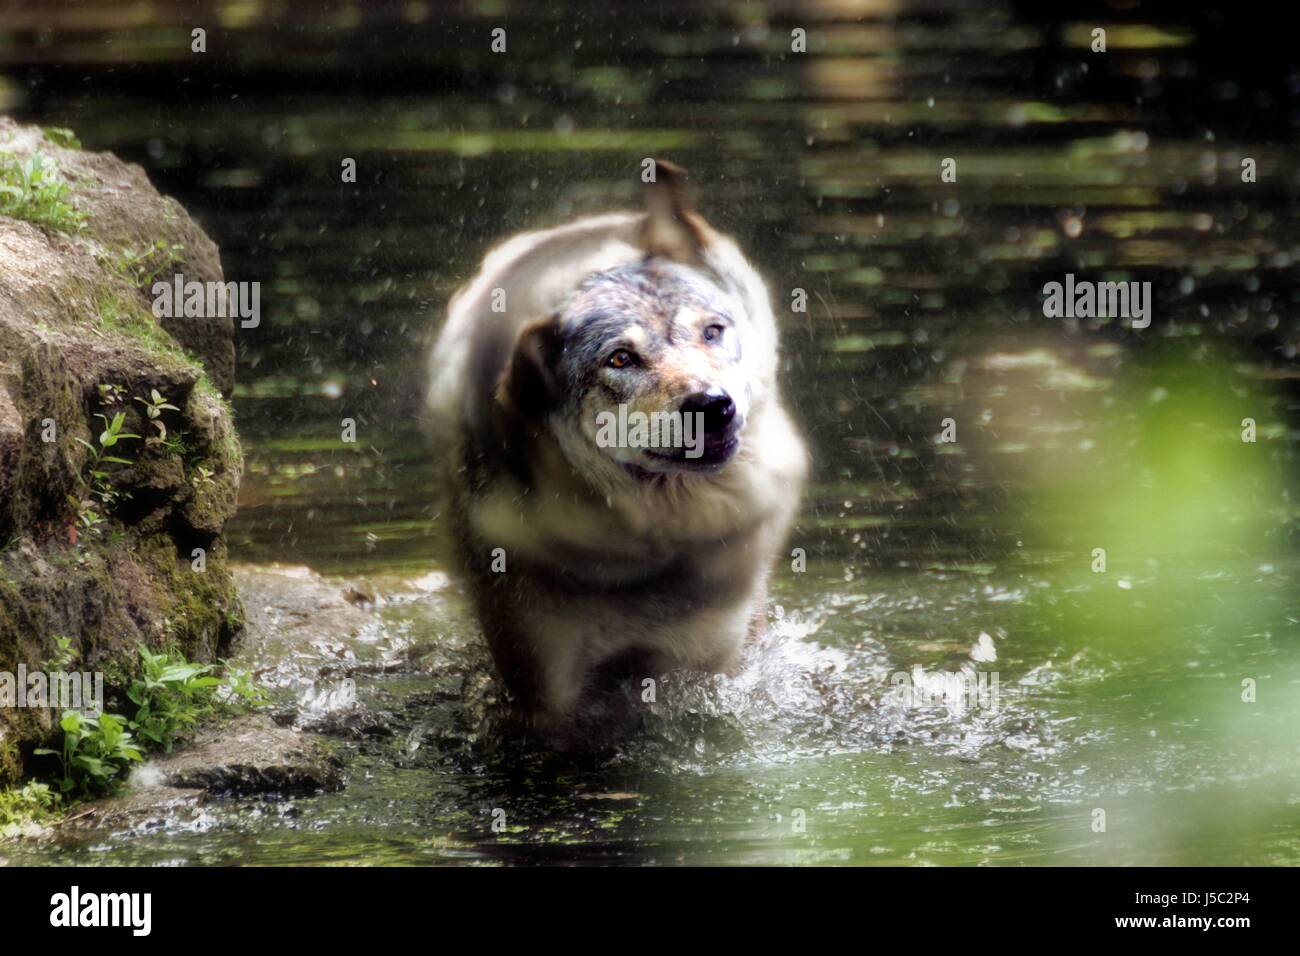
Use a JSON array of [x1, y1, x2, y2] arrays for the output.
[[746, 580, 769, 644], [527, 622, 592, 726]]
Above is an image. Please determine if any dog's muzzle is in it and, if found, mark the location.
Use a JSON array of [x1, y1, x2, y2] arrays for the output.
[[668, 387, 742, 469]]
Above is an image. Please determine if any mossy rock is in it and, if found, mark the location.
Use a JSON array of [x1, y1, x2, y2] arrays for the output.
[[0, 118, 234, 393], [0, 120, 244, 786]]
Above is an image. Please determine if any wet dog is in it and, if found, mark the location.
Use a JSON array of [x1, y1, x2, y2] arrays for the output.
[[426, 162, 807, 736]]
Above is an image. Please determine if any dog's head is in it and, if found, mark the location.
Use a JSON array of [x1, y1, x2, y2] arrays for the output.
[[497, 163, 763, 480]]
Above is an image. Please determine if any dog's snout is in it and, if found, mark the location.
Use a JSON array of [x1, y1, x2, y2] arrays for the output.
[[680, 387, 736, 433]]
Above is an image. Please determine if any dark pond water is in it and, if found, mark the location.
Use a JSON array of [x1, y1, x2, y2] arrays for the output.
[[1, 0, 1298, 865]]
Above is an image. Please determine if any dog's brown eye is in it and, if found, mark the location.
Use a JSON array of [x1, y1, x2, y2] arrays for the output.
[[607, 349, 634, 369], [703, 324, 725, 343]]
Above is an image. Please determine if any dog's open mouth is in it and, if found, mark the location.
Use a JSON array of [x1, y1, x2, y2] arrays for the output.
[[642, 431, 741, 472]]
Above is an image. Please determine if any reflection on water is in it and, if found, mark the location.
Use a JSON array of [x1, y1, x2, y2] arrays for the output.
[[7, 553, 1298, 866], [1, 0, 1297, 865]]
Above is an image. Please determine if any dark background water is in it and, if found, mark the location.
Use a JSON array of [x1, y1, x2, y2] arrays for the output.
[[2, 0, 1299, 866], [3, 0, 1297, 572]]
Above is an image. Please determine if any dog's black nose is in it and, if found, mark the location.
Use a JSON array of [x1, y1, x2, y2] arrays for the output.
[[680, 387, 736, 434]]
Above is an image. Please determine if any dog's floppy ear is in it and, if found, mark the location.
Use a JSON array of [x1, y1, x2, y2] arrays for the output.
[[640, 159, 709, 262], [497, 315, 564, 417]]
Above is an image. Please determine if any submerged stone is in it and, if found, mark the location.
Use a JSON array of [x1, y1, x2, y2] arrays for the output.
[[142, 715, 343, 795]]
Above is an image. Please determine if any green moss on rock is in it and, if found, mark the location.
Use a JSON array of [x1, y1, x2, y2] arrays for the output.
[[0, 120, 245, 784]]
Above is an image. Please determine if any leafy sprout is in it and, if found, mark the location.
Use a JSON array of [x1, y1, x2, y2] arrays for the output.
[[0, 151, 85, 232]]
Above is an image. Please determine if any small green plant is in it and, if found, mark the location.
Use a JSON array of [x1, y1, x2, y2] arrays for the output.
[[101, 239, 184, 289], [126, 646, 221, 752], [217, 662, 270, 711], [161, 431, 188, 457], [34, 711, 143, 796], [70, 407, 139, 537], [70, 502, 107, 538], [0, 781, 62, 833], [96, 382, 127, 407], [192, 463, 216, 488], [134, 387, 180, 447], [0, 150, 85, 232], [40, 635, 78, 673], [42, 127, 81, 149]]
